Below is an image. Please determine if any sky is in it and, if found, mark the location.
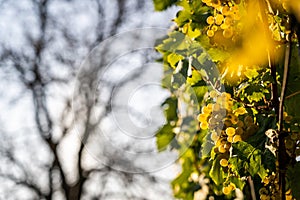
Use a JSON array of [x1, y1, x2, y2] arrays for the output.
[[0, 1, 182, 199]]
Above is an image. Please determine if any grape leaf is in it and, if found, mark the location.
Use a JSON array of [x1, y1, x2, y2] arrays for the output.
[[162, 97, 178, 122], [287, 162, 300, 199], [153, 0, 178, 11], [156, 123, 175, 151], [207, 48, 231, 62], [285, 44, 300, 120], [156, 31, 188, 54], [209, 157, 225, 185], [232, 142, 267, 179], [200, 132, 214, 158], [167, 53, 184, 69]]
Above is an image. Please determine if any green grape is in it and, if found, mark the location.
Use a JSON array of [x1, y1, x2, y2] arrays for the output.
[[207, 29, 214, 37], [230, 115, 239, 124], [226, 127, 236, 136], [212, 25, 218, 32], [263, 177, 270, 185], [259, 187, 269, 195], [208, 117, 217, 125], [198, 113, 208, 123], [224, 17, 233, 25], [221, 92, 231, 99], [207, 103, 213, 111], [211, 130, 219, 141], [285, 139, 294, 149], [236, 127, 244, 135], [224, 101, 233, 111], [220, 158, 228, 167], [291, 132, 297, 140], [245, 124, 257, 136], [237, 120, 244, 128], [200, 121, 209, 129], [223, 28, 233, 38], [285, 189, 292, 195], [244, 115, 254, 126], [285, 115, 293, 123], [213, 113, 223, 121], [232, 134, 242, 143], [215, 14, 224, 25], [212, 103, 220, 112], [216, 138, 225, 147], [286, 194, 293, 200], [221, 6, 230, 15], [224, 120, 233, 128], [209, 122, 217, 129], [209, 90, 218, 98], [234, 107, 247, 116], [216, 95, 224, 104], [218, 144, 227, 153], [220, 23, 229, 29], [206, 16, 215, 25], [222, 185, 233, 195], [202, 105, 212, 114], [260, 194, 270, 200], [230, 5, 239, 12], [227, 136, 233, 142], [222, 187, 230, 195], [233, 12, 241, 20]]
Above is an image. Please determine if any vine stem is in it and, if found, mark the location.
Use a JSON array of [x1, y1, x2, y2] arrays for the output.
[[258, 1, 292, 199], [248, 176, 257, 200], [278, 25, 292, 200]]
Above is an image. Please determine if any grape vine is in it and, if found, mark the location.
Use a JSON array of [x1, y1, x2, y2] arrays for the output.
[[154, 0, 300, 199]]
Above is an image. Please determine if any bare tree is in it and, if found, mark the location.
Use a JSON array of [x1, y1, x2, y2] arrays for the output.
[[0, 0, 177, 199]]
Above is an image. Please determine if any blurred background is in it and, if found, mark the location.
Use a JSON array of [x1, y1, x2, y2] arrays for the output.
[[0, 0, 179, 199]]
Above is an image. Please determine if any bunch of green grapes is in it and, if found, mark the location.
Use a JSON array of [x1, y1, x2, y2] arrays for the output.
[[198, 91, 258, 195], [198, 91, 258, 152], [259, 172, 295, 200], [282, 112, 300, 159], [259, 173, 279, 200], [202, 0, 241, 40], [285, 132, 300, 158]]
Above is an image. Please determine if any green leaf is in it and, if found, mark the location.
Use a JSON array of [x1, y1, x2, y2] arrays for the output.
[[186, 70, 203, 86], [172, 149, 198, 200], [175, 10, 192, 27], [228, 176, 246, 190], [156, 123, 174, 151], [200, 131, 214, 158], [228, 156, 245, 176], [156, 31, 189, 54], [193, 54, 219, 83], [232, 142, 267, 179], [245, 68, 259, 79], [162, 97, 178, 122], [287, 162, 300, 199], [248, 92, 265, 103], [241, 84, 269, 103], [209, 157, 225, 185], [172, 71, 187, 89], [285, 44, 300, 121], [167, 53, 184, 68], [161, 69, 173, 89], [153, 0, 178, 11], [207, 48, 230, 62], [191, 85, 208, 104], [187, 28, 201, 39], [182, 23, 201, 39]]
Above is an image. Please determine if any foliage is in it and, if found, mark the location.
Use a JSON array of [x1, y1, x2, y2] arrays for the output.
[[154, 0, 300, 199]]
